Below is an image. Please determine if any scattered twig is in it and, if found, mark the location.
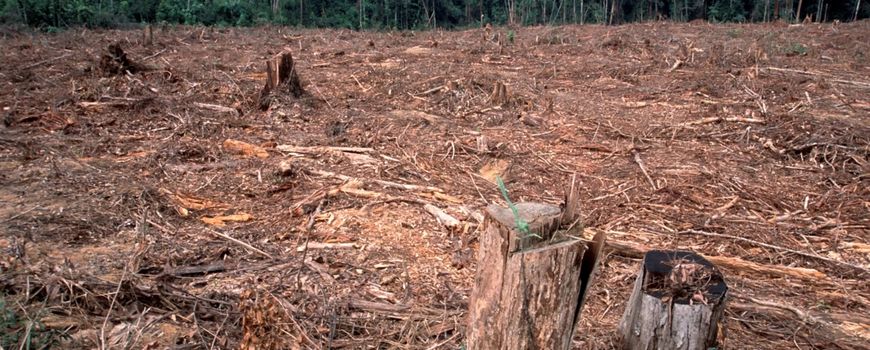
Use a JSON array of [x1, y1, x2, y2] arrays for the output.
[[204, 228, 272, 259], [310, 169, 445, 193], [23, 53, 72, 70], [632, 150, 657, 190]]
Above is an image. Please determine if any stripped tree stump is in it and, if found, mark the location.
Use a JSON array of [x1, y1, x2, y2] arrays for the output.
[[258, 51, 304, 110], [466, 180, 606, 349], [619, 250, 729, 350]]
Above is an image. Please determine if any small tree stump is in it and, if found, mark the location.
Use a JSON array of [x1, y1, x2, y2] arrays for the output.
[[144, 24, 153, 46], [466, 182, 606, 349], [258, 51, 305, 111], [489, 81, 509, 106], [99, 43, 139, 75], [619, 250, 729, 350]]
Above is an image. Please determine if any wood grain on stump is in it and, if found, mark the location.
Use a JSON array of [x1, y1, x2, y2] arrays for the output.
[[467, 184, 606, 350]]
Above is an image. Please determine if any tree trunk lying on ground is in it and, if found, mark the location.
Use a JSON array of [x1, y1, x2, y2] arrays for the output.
[[619, 250, 729, 350], [258, 51, 304, 110], [466, 180, 606, 350]]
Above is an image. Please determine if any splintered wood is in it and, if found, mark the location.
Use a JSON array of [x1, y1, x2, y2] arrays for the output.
[[467, 180, 607, 349], [258, 51, 304, 110]]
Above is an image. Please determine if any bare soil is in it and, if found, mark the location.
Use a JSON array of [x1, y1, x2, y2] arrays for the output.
[[0, 21, 868, 349]]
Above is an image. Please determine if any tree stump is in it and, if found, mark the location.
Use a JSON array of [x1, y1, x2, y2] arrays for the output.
[[99, 43, 139, 75], [619, 250, 729, 350], [466, 182, 607, 349], [258, 51, 304, 111], [489, 81, 509, 106], [144, 24, 153, 46]]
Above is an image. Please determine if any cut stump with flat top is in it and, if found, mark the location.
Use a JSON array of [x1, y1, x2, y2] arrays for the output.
[[466, 182, 606, 350], [619, 250, 729, 350]]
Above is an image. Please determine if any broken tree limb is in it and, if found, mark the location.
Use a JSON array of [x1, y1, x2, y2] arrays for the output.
[[204, 228, 272, 259], [619, 250, 729, 350], [194, 102, 240, 116], [632, 150, 657, 190], [23, 53, 72, 70], [730, 296, 870, 346], [423, 204, 460, 230], [275, 145, 373, 154], [309, 169, 445, 193], [602, 235, 831, 283], [681, 229, 869, 277], [467, 181, 605, 349], [679, 116, 766, 126]]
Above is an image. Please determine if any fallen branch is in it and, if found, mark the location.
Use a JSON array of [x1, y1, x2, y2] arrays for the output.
[[603, 237, 831, 283], [205, 228, 272, 259], [23, 53, 72, 70], [680, 116, 766, 127], [310, 169, 445, 193], [194, 102, 239, 116], [632, 150, 657, 190], [296, 242, 357, 252], [681, 229, 869, 277], [423, 204, 461, 230], [730, 296, 870, 346], [276, 145, 373, 154]]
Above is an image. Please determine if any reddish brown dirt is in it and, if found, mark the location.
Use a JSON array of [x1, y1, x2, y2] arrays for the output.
[[0, 22, 868, 349]]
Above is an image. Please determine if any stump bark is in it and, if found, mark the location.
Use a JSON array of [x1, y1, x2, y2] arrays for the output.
[[619, 250, 729, 350], [258, 51, 304, 110], [466, 182, 606, 350]]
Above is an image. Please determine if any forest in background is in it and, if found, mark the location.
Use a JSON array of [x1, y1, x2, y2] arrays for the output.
[[0, 0, 867, 31]]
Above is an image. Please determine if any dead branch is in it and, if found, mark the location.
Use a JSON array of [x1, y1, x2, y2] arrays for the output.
[[681, 229, 869, 277], [276, 145, 373, 154], [205, 227, 272, 259], [423, 204, 461, 230], [603, 237, 831, 283], [680, 116, 766, 127], [310, 169, 445, 193], [193, 102, 239, 116], [632, 150, 657, 190], [23, 53, 72, 70]]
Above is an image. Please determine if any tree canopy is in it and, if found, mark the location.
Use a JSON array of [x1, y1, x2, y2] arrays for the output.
[[1, 0, 866, 29]]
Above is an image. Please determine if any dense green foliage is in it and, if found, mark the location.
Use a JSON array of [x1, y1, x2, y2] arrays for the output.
[[1, 0, 866, 29]]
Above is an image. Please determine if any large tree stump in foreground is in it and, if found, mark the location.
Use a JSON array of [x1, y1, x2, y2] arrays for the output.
[[258, 51, 304, 110], [619, 250, 729, 350], [466, 184, 606, 349]]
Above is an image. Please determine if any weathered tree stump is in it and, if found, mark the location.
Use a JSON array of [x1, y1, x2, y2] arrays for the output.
[[99, 43, 139, 75], [489, 81, 509, 106], [466, 182, 606, 349], [144, 24, 153, 46], [619, 250, 729, 350], [258, 51, 304, 111]]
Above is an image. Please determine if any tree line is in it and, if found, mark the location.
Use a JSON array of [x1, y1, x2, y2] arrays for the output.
[[1, 0, 865, 30]]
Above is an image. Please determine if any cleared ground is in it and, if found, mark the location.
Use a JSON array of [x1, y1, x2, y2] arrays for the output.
[[0, 21, 868, 349]]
